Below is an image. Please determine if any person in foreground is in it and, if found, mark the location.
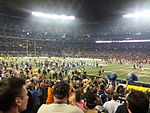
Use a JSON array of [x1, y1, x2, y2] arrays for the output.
[[37, 81, 84, 113], [0, 77, 29, 113], [126, 90, 149, 113]]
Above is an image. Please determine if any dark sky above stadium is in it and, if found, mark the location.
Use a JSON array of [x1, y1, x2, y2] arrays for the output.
[[0, 0, 150, 22]]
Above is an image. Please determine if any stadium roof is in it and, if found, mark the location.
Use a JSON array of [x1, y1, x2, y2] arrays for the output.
[[0, 0, 150, 22]]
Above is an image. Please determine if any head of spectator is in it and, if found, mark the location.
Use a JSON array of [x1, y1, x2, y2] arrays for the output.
[[117, 85, 125, 96], [99, 83, 105, 90], [106, 87, 113, 95], [126, 90, 149, 113], [53, 81, 70, 104], [0, 77, 28, 113], [84, 92, 97, 109], [112, 92, 119, 101]]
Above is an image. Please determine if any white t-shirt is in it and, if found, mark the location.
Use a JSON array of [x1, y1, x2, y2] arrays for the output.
[[103, 100, 121, 113], [38, 103, 84, 113]]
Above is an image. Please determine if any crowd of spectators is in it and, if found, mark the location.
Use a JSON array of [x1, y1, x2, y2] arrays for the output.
[[0, 37, 150, 61], [0, 17, 150, 60], [1, 17, 150, 41], [0, 57, 150, 113]]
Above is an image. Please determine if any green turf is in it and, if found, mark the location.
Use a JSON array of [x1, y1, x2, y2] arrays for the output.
[[86, 62, 150, 83]]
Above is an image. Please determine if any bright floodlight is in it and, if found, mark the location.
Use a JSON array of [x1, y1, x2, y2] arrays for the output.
[[32, 12, 75, 20], [96, 40, 150, 43], [123, 10, 150, 18]]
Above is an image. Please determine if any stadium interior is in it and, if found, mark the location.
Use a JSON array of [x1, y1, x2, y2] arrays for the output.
[[0, 1, 150, 113]]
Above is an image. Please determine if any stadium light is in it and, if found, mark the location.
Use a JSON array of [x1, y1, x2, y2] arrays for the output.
[[96, 40, 150, 43], [32, 12, 75, 20], [95, 41, 112, 43], [123, 10, 150, 18]]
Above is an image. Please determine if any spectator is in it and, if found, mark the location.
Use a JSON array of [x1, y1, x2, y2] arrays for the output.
[[69, 89, 85, 112], [22, 79, 35, 113], [0, 77, 29, 113], [31, 83, 43, 113], [126, 90, 149, 113], [115, 102, 128, 113], [97, 83, 108, 104], [46, 82, 54, 104], [84, 92, 100, 113], [116, 85, 126, 103], [146, 92, 150, 113], [37, 81, 84, 113], [103, 92, 121, 113], [95, 97, 108, 113]]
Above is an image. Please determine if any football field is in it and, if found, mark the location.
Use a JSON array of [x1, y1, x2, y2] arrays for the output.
[[86, 62, 150, 83], [1, 56, 150, 83]]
